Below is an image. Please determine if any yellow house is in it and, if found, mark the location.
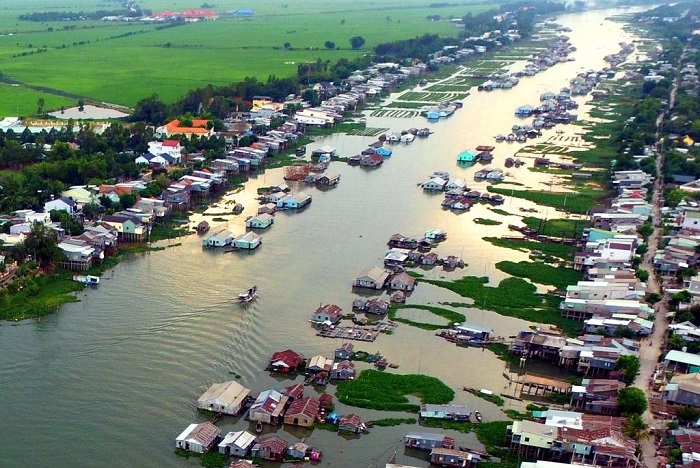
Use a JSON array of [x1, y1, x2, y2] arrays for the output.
[[684, 135, 695, 146], [509, 420, 556, 449]]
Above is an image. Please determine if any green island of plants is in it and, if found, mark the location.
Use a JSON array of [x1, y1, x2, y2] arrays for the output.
[[368, 417, 417, 427], [483, 237, 575, 260], [495, 260, 583, 290], [388, 304, 466, 330], [336, 369, 454, 412], [487, 185, 605, 214], [521, 217, 591, 238], [474, 218, 503, 226], [420, 276, 580, 336]]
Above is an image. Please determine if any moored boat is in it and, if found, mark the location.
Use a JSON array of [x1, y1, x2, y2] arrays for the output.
[[295, 145, 307, 156], [255, 420, 263, 434], [73, 275, 100, 286], [238, 285, 258, 303], [474, 411, 482, 422]]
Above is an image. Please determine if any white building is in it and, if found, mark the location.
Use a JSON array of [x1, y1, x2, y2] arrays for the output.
[[175, 422, 221, 453], [197, 381, 251, 415]]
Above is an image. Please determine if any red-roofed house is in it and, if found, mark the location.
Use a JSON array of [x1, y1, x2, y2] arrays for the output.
[[269, 349, 304, 373], [339, 414, 365, 433], [311, 304, 343, 325], [157, 119, 213, 138], [148, 140, 182, 163], [251, 434, 288, 461], [283, 396, 320, 427]]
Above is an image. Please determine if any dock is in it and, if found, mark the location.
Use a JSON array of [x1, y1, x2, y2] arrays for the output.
[[316, 322, 398, 342], [514, 373, 572, 397]]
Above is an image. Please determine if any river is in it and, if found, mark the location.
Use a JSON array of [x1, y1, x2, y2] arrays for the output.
[[0, 8, 647, 468]]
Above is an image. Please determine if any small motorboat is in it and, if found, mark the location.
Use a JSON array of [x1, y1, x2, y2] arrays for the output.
[[255, 420, 263, 434], [238, 285, 258, 303], [474, 411, 482, 422]]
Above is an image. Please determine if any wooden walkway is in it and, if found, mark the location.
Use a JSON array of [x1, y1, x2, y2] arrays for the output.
[[514, 373, 571, 396], [316, 322, 398, 342]]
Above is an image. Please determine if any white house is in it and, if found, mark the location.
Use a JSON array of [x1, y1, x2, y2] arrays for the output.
[[175, 422, 221, 453], [203, 228, 233, 247], [233, 232, 262, 250], [197, 381, 251, 416], [218, 430, 257, 457], [422, 177, 447, 191], [245, 213, 274, 229], [277, 193, 312, 210], [148, 139, 182, 163], [44, 197, 78, 215], [445, 178, 467, 191], [135, 152, 176, 166]]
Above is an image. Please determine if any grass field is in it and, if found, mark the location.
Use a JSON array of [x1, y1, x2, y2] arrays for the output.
[[0, 0, 495, 112]]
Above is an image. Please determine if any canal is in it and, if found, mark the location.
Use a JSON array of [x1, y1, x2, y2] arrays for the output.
[[0, 8, 647, 468]]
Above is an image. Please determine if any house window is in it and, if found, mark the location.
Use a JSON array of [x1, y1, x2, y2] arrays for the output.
[[524, 437, 530, 442]]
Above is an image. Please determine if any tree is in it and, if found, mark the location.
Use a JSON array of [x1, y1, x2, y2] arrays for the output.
[[24, 221, 63, 267], [635, 269, 649, 282], [119, 192, 137, 209], [283, 42, 291, 50], [668, 332, 687, 350], [77, 99, 84, 112], [324, 41, 336, 49], [616, 355, 641, 385], [82, 202, 101, 221], [624, 413, 649, 441], [36, 97, 45, 114], [618, 387, 648, 415], [349, 36, 365, 50], [676, 406, 700, 425]]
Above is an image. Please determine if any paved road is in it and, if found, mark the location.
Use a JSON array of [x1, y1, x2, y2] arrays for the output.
[[633, 46, 686, 468]]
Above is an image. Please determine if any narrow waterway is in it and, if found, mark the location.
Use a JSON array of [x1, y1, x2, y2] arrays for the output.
[[0, 8, 647, 468]]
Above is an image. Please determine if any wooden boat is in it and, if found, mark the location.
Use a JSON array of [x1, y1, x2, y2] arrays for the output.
[[296, 145, 307, 156], [238, 285, 258, 303], [474, 411, 482, 422], [255, 420, 263, 434]]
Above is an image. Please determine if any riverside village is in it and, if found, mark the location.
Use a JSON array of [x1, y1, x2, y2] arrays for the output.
[[5, 2, 700, 468]]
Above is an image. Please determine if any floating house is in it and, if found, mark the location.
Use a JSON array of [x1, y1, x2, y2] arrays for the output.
[[197, 381, 251, 415], [389, 272, 417, 291], [277, 193, 312, 210], [312, 146, 337, 159], [353, 267, 390, 290], [335, 343, 354, 360], [175, 422, 221, 453], [245, 213, 274, 229], [232, 231, 262, 250], [429, 448, 479, 467], [457, 149, 480, 163], [422, 177, 448, 191], [248, 389, 289, 425], [339, 413, 365, 433], [218, 430, 256, 456], [420, 404, 471, 421], [424, 228, 447, 241], [404, 432, 455, 451], [202, 228, 232, 247], [311, 304, 343, 325], [375, 146, 393, 157], [454, 322, 493, 341], [283, 396, 320, 428], [250, 434, 288, 461], [331, 360, 356, 380], [269, 349, 305, 373]]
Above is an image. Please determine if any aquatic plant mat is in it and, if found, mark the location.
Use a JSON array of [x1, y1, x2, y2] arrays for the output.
[[421, 276, 580, 336], [336, 369, 454, 412]]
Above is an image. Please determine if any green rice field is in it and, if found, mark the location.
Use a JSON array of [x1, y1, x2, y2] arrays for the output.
[[0, 0, 496, 114]]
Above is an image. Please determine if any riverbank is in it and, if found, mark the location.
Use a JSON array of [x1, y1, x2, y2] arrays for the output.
[[0, 8, 655, 468]]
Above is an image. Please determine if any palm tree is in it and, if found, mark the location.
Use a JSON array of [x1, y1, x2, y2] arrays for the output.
[[668, 333, 687, 350], [624, 414, 650, 441]]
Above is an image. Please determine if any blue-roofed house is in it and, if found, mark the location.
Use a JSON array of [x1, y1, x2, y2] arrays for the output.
[[374, 146, 393, 157], [420, 404, 471, 421], [454, 322, 493, 340], [457, 149, 480, 163]]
